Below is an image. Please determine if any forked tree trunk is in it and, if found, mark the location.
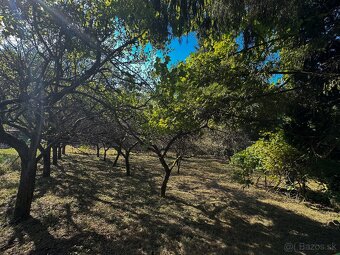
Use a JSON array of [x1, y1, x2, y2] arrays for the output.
[[42, 147, 51, 177], [52, 145, 58, 165]]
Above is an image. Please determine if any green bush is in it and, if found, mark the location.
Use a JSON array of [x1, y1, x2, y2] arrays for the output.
[[231, 130, 308, 191], [230, 148, 262, 187]]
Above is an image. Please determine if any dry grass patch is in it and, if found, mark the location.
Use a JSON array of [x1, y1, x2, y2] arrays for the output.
[[0, 152, 339, 255]]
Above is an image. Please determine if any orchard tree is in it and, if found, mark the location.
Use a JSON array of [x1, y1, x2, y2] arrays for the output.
[[0, 0, 142, 221], [106, 67, 207, 197]]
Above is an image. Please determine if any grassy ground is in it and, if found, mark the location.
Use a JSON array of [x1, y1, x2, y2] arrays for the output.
[[0, 149, 19, 175], [0, 149, 339, 255]]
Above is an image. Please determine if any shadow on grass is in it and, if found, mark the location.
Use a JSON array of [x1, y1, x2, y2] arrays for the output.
[[1, 153, 339, 255]]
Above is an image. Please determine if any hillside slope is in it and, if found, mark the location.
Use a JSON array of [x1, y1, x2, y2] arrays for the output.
[[0, 152, 339, 255]]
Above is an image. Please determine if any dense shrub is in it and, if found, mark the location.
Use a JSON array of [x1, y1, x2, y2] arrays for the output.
[[230, 147, 262, 187], [231, 130, 308, 193]]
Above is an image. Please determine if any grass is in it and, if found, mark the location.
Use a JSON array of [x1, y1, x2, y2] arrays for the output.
[[0, 149, 19, 175], [0, 149, 339, 255]]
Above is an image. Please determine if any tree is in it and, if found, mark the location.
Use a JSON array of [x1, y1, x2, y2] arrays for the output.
[[0, 0, 140, 221], [108, 66, 207, 196]]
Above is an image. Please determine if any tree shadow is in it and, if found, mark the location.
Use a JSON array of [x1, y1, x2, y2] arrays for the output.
[[167, 192, 339, 254], [1, 154, 339, 255]]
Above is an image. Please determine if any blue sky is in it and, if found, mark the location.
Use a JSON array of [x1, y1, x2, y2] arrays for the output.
[[137, 32, 198, 72], [142, 32, 199, 68], [166, 32, 199, 67]]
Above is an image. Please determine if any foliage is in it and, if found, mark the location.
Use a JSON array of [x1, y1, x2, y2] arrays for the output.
[[153, 34, 285, 134], [230, 147, 261, 187], [231, 130, 308, 191]]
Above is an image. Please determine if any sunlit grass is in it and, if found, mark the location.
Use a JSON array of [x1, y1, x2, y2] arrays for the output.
[[0, 148, 18, 164], [0, 149, 20, 175]]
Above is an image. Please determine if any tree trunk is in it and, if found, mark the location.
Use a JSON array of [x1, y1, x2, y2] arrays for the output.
[[125, 152, 130, 176], [52, 145, 58, 165], [113, 151, 120, 167], [96, 144, 100, 157], [0, 121, 40, 222], [62, 145, 66, 155], [13, 157, 38, 221], [103, 149, 108, 161], [57, 145, 62, 159], [42, 147, 51, 177], [13, 120, 42, 221], [158, 155, 171, 197], [161, 169, 171, 197]]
